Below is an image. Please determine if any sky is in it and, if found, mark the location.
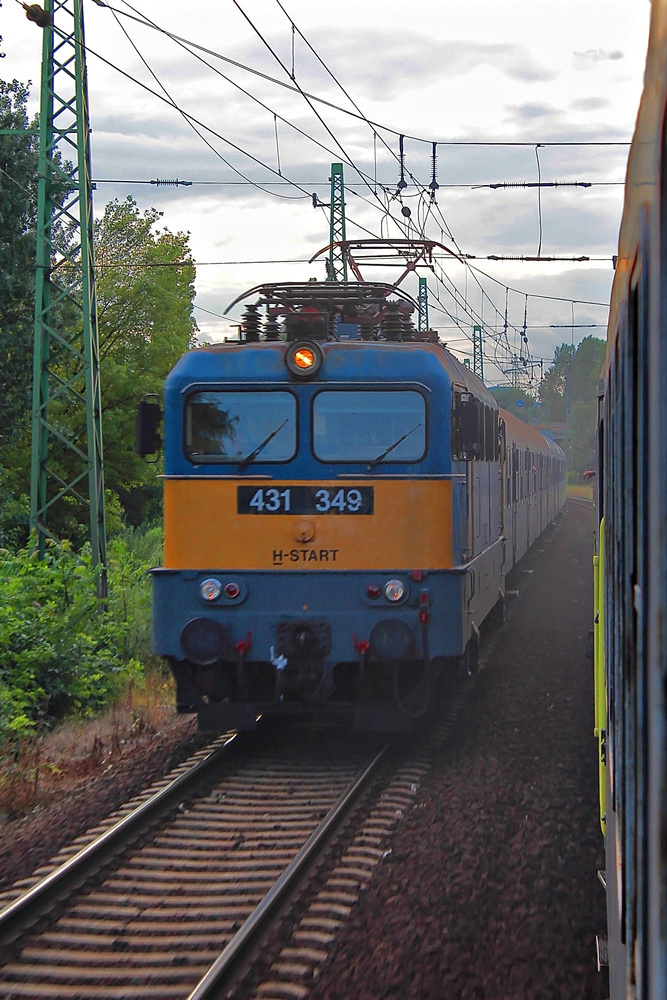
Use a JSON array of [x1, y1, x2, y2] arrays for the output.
[[1, 0, 653, 386]]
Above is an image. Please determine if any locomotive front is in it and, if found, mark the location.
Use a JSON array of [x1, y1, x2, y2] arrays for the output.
[[148, 282, 489, 731]]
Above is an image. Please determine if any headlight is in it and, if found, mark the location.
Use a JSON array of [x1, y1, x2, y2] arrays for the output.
[[200, 578, 222, 601], [384, 579, 405, 602], [181, 618, 231, 665]]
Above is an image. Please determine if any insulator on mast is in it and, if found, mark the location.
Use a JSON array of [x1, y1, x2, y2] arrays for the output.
[[429, 142, 439, 200]]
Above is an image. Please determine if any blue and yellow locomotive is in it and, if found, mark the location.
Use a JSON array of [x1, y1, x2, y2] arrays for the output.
[[140, 277, 565, 731]]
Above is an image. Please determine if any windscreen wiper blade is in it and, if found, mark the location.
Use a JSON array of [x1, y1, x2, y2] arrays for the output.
[[237, 418, 289, 471], [366, 423, 422, 471]]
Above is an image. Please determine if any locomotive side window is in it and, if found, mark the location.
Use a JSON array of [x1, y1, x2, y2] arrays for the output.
[[312, 390, 426, 463], [184, 391, 296, 463]]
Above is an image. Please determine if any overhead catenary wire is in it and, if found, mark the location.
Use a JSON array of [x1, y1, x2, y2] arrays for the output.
[[233, 0, 621, 369], [98, 0, 426, 252], [250, 0, 523, 364], [76, 37, 312, 199], [105, 4, 294, 201], [89, 3, 608, 354], [90, 178, 626, 187], [227, 0, 415, 240], [91, 5, 622, 264], [112, 0, 408, 207], [88, 1, 632, 150], [78, 0, 613, 375], [91, 0, 636, 353]]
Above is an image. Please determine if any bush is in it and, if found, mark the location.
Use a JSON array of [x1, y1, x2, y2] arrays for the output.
[[0, 528, 162, 743], [106, 524, 162, 669]]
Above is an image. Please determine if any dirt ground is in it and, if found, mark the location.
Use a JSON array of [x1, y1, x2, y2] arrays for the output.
[[0, 702, 211, 892]]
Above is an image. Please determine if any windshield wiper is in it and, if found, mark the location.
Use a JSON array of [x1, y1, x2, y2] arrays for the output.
[[237, 418, 289, 471], [366, 423, 422, 471]]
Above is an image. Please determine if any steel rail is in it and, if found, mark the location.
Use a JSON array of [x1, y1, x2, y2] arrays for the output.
[[186, 742, 388, 1000], [0, 732, 237, 946]]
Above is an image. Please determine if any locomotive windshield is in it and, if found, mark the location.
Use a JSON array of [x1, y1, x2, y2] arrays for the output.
[[312, 390, 426, 463], [185, 391, 296, 463]]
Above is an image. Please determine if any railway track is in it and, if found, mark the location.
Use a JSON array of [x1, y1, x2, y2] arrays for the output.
[[0, 723, 387, 999], [566, 496, 594, 508], [0, 669, 472, 1000]]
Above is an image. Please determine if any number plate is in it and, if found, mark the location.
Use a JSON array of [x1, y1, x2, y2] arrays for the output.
[[237, 486, 374, 515]]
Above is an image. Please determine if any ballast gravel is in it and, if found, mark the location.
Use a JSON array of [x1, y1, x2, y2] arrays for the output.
[[307, 501, 606, 1000]]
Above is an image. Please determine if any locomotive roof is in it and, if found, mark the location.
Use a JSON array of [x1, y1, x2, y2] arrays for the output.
[[170, 338, 499, 409]]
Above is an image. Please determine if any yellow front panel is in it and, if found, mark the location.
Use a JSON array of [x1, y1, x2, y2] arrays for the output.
[[164, 479, 452, 570]]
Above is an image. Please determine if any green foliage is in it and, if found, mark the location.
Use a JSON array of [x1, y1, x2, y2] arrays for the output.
[[0, 476, 29, 550], [538, 336, 606, 476], [538, 336, 605, 423], [0, 81, 192, 741], [0, 78, 83, 545], [0, 78, 197, 538], [0, 528, 162, 743], [95, 196, 197, 524], [0, 80, 38, 489], [0, 540, 118, 740], [489, 386, 544, 424], [105, 523, 163, 668]]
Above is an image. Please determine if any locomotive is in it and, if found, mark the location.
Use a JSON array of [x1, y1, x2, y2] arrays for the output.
[[138, 270, 565, 732], [592, 1, 667, 995]]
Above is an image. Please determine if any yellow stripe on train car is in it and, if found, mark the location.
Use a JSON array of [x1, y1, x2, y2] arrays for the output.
[[163, 478, 453, 571]]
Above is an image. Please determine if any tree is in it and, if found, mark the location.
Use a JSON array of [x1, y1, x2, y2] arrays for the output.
[[1, 78, 197, 541], [94, 197, 197, 524], [489, 386, 543, 424], [0, 79, 39, 545], [538, 343, 576, 422], [538, 336, 606, 475], [0, 80, 38, 439]]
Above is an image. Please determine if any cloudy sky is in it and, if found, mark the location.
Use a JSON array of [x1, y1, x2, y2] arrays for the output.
[[2, 0, 652, 385]]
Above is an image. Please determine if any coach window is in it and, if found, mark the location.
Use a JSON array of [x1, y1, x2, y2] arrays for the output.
[[312, 390, 426, 462], [520, 450, 525, 500], [505, 441, 512, 504], [184, 390, 296, 463]]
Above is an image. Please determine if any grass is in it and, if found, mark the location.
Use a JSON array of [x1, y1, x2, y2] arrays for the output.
[[567, 483, 594, 501], [0, 667, 177, 820]]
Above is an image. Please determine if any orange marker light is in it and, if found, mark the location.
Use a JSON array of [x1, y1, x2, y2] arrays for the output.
[[285, 340, 323, 379], [294, 347, 315, 370]]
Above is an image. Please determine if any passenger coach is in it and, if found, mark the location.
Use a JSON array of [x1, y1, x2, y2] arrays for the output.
[[592, 1, 667, 995]]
